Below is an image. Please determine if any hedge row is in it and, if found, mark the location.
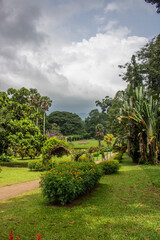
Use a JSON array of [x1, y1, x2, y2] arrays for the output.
[[0, 162, 28, 168], [40, 162, 103, 205]]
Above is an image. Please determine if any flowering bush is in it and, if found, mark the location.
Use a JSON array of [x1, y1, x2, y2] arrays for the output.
[[40, 162, 103, 205], [99, 159, 120, 175]]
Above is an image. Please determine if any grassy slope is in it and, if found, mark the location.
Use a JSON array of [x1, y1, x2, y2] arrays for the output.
[[0, 167, 41, 187], [0, 155, 160, 240]]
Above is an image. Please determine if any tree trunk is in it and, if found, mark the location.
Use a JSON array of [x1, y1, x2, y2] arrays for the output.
[[43, 111, 45, 135], [98, 138, 101, 148], [139, 132, 148, 164], [36, 108, 38, 127]]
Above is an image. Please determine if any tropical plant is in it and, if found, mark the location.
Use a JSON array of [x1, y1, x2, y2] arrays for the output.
[[104, 134, 114, 149], [95, 124, 104, 148], [40, 96, 52, 135], [28, 88, 41, 127], [120, 85, 160, 164]]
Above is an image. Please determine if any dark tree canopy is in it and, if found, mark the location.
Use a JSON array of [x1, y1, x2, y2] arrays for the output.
[[47, 111, 85, 136], [145, 0, 160, 13], [119, 34, 160, 98], [85, 109, 106, 138]]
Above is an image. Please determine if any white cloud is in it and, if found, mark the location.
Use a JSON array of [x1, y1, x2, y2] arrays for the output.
[[104, 2, 118, 13], [104, 0, 156, 13], [0, 24, 148, 112], [0, 0, 151, 115], [56, 27, 148, 100]]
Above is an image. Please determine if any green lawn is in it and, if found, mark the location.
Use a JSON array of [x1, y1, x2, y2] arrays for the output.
[[0, 155, 160, 240], [0, 167, 41, 187], [69, 139, 107, 149], [141, 164, 160, 187]]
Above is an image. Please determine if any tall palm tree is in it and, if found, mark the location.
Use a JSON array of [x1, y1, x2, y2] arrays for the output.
[[95, 124, 104, 148], [29, 88, 41, 127], [41, 96, 52, 135]]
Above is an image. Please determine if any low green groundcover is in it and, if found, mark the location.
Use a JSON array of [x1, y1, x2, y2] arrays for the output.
[[40, 162, 103, 205]]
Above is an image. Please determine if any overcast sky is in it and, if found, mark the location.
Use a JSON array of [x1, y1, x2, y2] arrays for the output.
[[0, 0, 159, 118]]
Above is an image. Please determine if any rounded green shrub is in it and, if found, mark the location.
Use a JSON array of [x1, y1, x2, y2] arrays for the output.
[[0, 153, 13, 162], [88, 146, 98, 153], [28, 160, 45, 171], [99, 159, 120, 174], [73, 150, 86, 161], [78, 153, 93, 162], [73, 150, 93, 162], [40, 162, 103, 205]]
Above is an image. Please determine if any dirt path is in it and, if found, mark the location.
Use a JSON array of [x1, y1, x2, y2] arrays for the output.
[[0, 153, 114, 201], [0, 179, 40, 201]]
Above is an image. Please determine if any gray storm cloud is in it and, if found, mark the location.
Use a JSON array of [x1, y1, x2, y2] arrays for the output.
[[0, 0, 154, 116]]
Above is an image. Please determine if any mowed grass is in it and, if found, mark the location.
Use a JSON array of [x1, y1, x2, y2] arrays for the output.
[[0, 156, 160, 240], [0, 167, 41, 187], [141, 165, 160, 188], [69, 139, 107, 149]]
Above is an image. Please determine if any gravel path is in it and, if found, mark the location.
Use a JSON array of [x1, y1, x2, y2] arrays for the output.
[[0, 179, 40, 201]]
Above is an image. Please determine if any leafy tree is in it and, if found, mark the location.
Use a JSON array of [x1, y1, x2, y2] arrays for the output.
[[137, 34, 160, 98], [41, 96, 52, 135], [145, 0, 160, 13], [120, 34, 160, 98], [7, 118, 46, 159], [85, 109, 106, 138], [7, 87, 30, 104], [47, 111, 85, 136], [0, 92, 12, 154], [119, 55, 143, 89], [118, 34, 160, 163], [106, 91, 124, 136], [0, 87, 48, 155], [95, 124, 104, 148], [28, 88, 41, 127], [95, 96, 112, 113], [104, 134, 114, 149]]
